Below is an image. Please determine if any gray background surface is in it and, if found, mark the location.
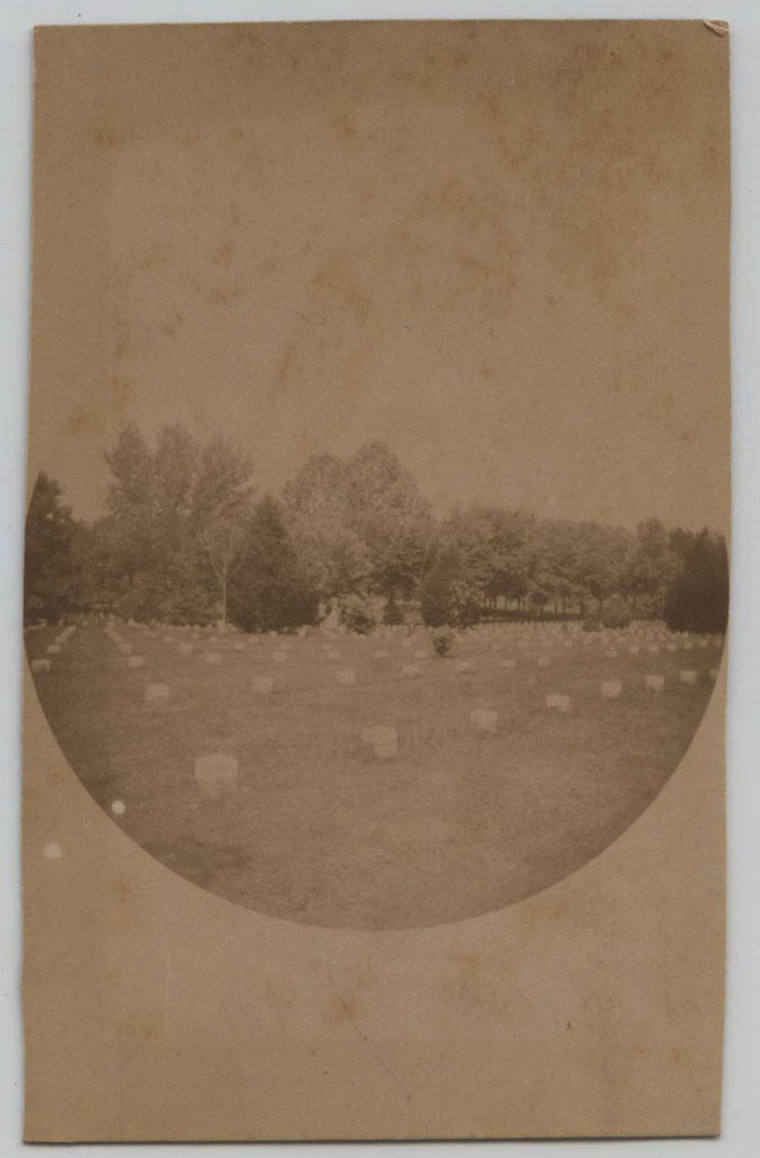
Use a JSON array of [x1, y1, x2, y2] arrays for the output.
[[1, 1, 757, 1153]]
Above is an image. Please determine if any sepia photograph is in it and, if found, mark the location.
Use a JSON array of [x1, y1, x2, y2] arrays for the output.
[[22, 18, 730, 1140], [25, 429, 728, 929]]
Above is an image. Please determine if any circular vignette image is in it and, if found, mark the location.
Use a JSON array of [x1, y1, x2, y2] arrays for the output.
[[25, 461, 726, 930], [25, 23, 729, 929]]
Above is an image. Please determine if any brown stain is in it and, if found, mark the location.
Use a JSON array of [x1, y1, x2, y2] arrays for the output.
[[111, 378, 137, 414], [276, 342, 295, 385], [138, 240, 174, 272], [452, 952, 482, 1008], [346, 288, 371, 325], [333, 113, 357, 141], [68, 406, 98, 437], [161, 312, 184, 338], [211, 241, 235, 267], [324, 990, 359, 1026], [92, 124, 126, 151]]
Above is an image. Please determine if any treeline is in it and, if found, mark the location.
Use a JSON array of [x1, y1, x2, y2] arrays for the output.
[[24, 423, 729, 635]]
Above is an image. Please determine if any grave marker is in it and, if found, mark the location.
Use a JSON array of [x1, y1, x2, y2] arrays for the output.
[[470, 708, 498, 733], [145, 683, 170, 703], [194, 754, 239, 799], [601, 680, 623, 700], [361, 725, 398, 759]]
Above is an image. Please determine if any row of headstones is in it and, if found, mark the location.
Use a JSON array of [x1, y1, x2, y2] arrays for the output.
[[138, 656, 724, 800], [30, 625, 76, 673], [124, 617, 720, 703], [101, 614, 724, 665]]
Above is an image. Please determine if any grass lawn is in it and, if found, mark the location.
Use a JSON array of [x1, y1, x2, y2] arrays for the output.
[[26, 619, 722, 930]]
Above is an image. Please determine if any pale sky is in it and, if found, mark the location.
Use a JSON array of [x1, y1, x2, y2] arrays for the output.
[[30, 22, 729, 532]]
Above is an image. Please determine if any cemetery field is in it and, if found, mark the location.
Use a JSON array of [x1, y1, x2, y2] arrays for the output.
[[26, 620, 723, 930]]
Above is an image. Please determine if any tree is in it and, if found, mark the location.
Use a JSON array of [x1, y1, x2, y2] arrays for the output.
[[629, 518, 680, 616], [104, 422, 155, 590], [102, 423, 254, 624], [283, 452, 372, 600], [420, 543, 481, 628], [664, 529, 728, 633], [228, 496, 319, 631], [283, 443, 435, 614], [571, 521, 634, 613], [192, 436, 254, 627], [24, 472, 80, 622], [344, 442, 435, 601], [430, 505, 536, 616]]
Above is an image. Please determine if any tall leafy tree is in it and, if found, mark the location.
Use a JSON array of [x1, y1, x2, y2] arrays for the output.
[[104, 422, 155, 588], [24, 472, 81, 621], [344, 442, 435, 600], [228, 495, 318, 631], [629, 518, 680, 615], [283, 452, 372, 599], [193, 435, 254, 626], [664, 529, 728, 633]]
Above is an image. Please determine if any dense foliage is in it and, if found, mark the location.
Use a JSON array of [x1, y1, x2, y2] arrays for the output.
[[24, 422, 729, 634]]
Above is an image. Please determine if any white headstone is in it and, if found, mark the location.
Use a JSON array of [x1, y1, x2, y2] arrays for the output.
[[145, 683, 170, 703], [31, 658, 51, 674], [679, 669, 697, 685], [127, 655, 145, 668], [546, 693, 571, 713], [601, 680, 623, 700], [453, 660, 474, 674], [361, 724, 398, 759], [47, 644, 60, 654], [644, 674, 665, 692], [194, 753, 239, 799], [470, 707, 498, 733], [251, 676, 275, 695]]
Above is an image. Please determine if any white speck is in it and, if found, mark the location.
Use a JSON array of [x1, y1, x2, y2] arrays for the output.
[[111, 800, 126, 816], [43, 842, 63, 859]]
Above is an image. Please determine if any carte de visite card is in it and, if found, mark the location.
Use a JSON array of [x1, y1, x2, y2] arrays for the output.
[[24, 19, 729, 1140]]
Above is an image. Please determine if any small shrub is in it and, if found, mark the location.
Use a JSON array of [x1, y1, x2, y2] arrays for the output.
[[432, 629, 455, 657], [383, 595, 405, 625], [602, 595, 632, 630], [336, 592, 378, 635]]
